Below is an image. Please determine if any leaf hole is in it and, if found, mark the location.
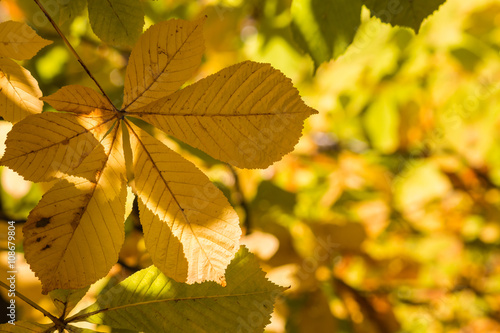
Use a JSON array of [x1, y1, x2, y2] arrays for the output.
[[36, 217, 51, 228]]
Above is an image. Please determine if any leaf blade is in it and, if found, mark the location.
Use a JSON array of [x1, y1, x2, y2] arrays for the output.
[[22, 125, 128, 293], [87, 0, 144, 46], [291, 0, 362, 69], [129, 61, 317, 169], [0, 111, 114, 182], [0, 21, 52, 60], [49, 286, 90, 318], [76, 247, 284, 333], [362, 0, 447, 32], [42, 85, 115, 114], [127, 122, 241, 285], [122, 17, 205, 111], [0, 58, 43, 123]]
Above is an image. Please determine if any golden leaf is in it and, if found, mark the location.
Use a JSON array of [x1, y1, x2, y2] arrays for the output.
[[23, 125, 127, 293], [122, 17, 205, 111], [129, 61, 317, 168], [0, 111, 115, 182], [0, 58, 43, 123], [42, 85, 115, 114], [128, 123, 241, 285], [0, 21, 52, 60]]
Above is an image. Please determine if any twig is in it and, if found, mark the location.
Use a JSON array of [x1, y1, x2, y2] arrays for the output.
[[32, 0, 117, 111], [0, 280, 61, 325]]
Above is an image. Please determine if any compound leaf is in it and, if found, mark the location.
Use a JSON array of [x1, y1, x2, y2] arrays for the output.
[[128, 123, 241, 285], [0, 21, 52, 60], [0, 58, 43, 123], [23, 124, 127, 293], [75, 247, 284, 333], [362, 0, 447, 32], [122, 17, 205, 111], [129, 61, 317, 169], [87, 0, 144, 46]]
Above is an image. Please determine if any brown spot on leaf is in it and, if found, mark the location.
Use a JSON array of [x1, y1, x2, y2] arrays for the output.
[[41, 244, 51, 251], [36, 218, 51, 228]]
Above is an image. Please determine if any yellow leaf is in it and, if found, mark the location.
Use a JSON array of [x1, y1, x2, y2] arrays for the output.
[[128, 123, 241, 285], [0, 111, 115, 182], [129, 61, 317, 168], [0, 21, 52, 60], [0, 58, 43, 123], [122, 17, 205, 111], [42, 85, 115, 114], [23, 125, 127, 294]]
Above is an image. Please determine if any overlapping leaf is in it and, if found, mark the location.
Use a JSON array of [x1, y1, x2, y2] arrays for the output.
[[290, 0, 448, 67], [41, 85, 115, 114], [362, 0, 447, 32], [0, 21, 52, 60], [0, 110, 115, 182], [23, 123, 127, 293], [0, 21, 51, 124], [128, 123, 241, 284], [87, 0, 144, 46], [0, 58, 43, 123], [49, 287, 90, 317], [291, 0, 362, 69], [74, 247, 284, 333]]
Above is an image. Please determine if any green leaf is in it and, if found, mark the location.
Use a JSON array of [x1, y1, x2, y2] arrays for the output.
[[40, 0, 86, 29], [49, 287, 90, 317], [291, 0, 362, 69], [362, 0, 447, 32], [87, 0, 144, 46], [74, 247, 285, 333]]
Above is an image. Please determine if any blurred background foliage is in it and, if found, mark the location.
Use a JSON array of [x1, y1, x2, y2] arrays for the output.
[[1, 0, 500, 332]]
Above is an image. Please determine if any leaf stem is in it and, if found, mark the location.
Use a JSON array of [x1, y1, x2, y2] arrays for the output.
[[32, 0, 117, 111], [0, 280, 59, 323]]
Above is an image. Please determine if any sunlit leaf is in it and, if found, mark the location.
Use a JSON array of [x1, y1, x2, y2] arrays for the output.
[[87, 0, 144, 46], [128, 123, 241, 285], [75, 247, 284, 333], [42, 85, 115, 114], [0, 58, 43, 123], [23, 125, 128, 293], [122, 17, 205, 111], [0, 111, 114, 182], [0, 21, 52, 60], [129, 61, 317, 169]]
